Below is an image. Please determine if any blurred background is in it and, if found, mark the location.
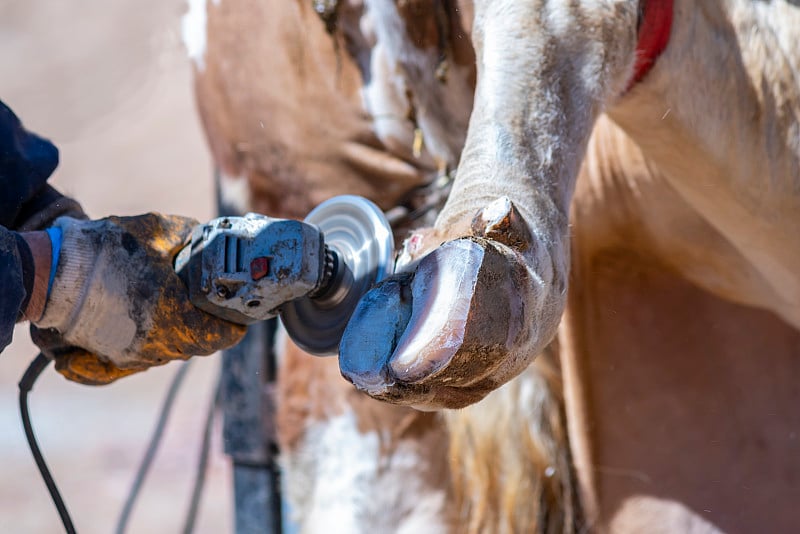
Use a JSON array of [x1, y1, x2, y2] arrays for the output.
[[1, 0, 234, 532]]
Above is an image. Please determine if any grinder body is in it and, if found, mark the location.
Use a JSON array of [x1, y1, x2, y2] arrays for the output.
[[175, 195, 394, 355], [175, 213, 328, 325]]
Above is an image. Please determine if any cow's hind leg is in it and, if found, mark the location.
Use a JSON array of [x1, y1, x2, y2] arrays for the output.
[[447, 345, 582, 534], [277, 337, 458, 533]]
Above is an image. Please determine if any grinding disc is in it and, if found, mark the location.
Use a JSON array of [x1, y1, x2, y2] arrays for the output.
[[281, 195, 394, 355]]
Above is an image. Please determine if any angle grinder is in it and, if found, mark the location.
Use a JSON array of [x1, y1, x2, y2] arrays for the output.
[[174, 195, 394, 355]]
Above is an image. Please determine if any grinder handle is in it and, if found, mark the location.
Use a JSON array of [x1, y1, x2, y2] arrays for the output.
[[174, 214, 327, 325]]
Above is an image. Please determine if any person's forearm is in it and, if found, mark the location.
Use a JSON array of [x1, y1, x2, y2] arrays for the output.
[[19, 231, 51, 321]]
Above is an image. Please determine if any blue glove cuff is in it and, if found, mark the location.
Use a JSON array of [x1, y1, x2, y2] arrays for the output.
[[45, 226, 62, 297]]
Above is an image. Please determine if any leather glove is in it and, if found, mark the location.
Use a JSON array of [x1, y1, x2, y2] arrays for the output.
[[33, 213, 247, 384], [30, 327, 141, 385]]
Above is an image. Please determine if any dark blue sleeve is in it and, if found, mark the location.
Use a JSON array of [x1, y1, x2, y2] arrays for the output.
[[0, 225, 26, 352], [0, 99, 60, 229], [0, 100, 59, 353]]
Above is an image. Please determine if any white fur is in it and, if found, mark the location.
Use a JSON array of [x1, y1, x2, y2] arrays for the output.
[[610, 496, 724, 533], [182, 0, 220, 71], [363, 0, 473, 170], [283, 410, 451, 534], [360, 41, 418, 157], [218, 171, 251, 214]]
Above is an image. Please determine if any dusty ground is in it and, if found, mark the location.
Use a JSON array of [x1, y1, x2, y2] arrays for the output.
[[1, 1, 234, 532]]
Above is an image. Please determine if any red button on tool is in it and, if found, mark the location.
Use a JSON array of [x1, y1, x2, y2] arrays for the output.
[[250, 257, 270, 280]]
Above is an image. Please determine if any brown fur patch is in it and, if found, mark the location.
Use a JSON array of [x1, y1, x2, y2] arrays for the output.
[[396, 0, 442, 50]]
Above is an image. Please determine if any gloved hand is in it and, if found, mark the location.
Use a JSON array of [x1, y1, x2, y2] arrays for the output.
[[30, 327, 141, 385], [32, 213, 247, 384]]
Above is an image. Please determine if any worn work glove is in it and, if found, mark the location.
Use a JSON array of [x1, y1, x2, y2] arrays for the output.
[[30, 327, 141, 385], [32, 213, 246, 384]]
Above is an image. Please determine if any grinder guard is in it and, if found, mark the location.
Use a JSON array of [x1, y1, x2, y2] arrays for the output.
[[282, 195, 394, 355]]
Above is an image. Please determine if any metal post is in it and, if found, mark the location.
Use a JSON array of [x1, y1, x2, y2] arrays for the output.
[[216, 172, 282, 534], [219, 319, 282, 534]]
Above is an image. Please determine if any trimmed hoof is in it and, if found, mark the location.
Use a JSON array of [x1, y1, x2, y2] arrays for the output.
[[339, 197, 565, 410], [340, 236, 528, 410]]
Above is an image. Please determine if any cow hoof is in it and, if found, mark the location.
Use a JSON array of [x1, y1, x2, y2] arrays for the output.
[[339, 236, 528, 410]]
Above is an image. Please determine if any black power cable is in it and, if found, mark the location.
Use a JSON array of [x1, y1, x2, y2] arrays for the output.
[[182, 377, 220, 534], [18, 352, 77, 534], [20, 352, 219, 534], [115, 360, 193, 534]]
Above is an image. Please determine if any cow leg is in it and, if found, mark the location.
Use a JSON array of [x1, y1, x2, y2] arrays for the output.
[[560, 115, 800, 532], [276, 337, 457, 533], [563, 245, 800, 533], [340, 0, 640, 409]]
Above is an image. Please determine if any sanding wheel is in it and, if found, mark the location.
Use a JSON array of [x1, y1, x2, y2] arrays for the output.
[[281, 195, 394, 355]]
